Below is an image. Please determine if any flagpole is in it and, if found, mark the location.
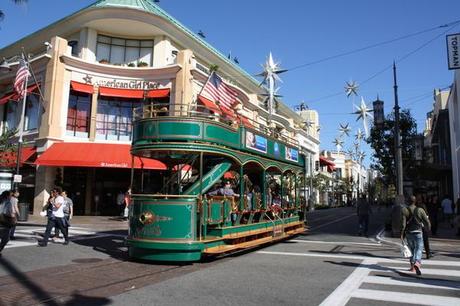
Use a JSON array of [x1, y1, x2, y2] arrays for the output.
[[14, 54, 29, 191]]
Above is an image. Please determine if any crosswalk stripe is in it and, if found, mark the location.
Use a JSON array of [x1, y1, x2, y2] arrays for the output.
[[351, 288, 460, 306], [386, 266, 460, 277], [364, 275, 460, 290]]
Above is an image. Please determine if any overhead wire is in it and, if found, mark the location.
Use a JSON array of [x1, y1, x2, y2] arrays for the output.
[[286, 19, 460, 72]]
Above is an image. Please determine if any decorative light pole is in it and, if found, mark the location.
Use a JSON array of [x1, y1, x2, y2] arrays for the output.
[[393, 62, 404, 196]]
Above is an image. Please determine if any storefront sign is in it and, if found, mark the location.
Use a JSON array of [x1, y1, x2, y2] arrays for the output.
[[447, 33, 460, 70], [73, 72, 171, 90], [245, 131, 267, 153], [13, 174, 22, 183], [286, 147, 299, 162]]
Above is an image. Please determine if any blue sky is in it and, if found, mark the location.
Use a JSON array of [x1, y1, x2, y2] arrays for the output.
[[2, 0, 460, 166]]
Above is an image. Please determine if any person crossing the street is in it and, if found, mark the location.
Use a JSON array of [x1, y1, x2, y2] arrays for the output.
[[38, 187, 69, 247], [401, 195, 431, 275]]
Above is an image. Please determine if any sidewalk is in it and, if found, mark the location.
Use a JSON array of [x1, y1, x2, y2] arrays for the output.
[[17, 214, 129, 232]]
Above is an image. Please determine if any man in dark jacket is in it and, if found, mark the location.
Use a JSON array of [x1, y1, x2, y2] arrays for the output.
[[401, 195, 431, 275], [357, 195, 372, 237]]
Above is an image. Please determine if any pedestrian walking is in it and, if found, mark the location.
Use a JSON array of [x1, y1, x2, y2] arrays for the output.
[[357, 195, 372, 237], [55, 191, 73, 240], [123, 188, 132, 221], [401, 195, 431, 275], [0, 190, 17, 255], [441, 195, 454, 228], [7, 190, 19, 240], [38, 187, 69, 247], [416, 194, 432, 259], [427, 195, 440, 235]]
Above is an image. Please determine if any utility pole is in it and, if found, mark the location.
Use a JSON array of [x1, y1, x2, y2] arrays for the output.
[[393, 62, 404, 196]]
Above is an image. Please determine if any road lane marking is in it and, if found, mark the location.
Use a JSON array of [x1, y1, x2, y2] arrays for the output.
[[256, 250, 460, 266], [351, 289, 460, 306], [365, 275, 460, 290], [319, 259, 376, 306], [289, 239, 382, 247]]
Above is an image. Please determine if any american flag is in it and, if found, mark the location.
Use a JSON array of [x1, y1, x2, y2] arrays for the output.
[[14, 58, 31, 99], [199, 72, 238, 110]]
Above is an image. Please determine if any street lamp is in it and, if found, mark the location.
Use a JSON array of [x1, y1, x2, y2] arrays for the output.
[[393, 62, 404, 196]]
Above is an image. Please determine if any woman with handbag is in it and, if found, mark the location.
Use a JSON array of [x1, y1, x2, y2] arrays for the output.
[[0, 190, 17, 254]]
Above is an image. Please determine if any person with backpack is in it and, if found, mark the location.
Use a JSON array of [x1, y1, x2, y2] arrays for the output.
[[401, 195, 431, 275]]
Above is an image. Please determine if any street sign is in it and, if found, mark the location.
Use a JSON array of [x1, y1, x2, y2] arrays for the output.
[[13, 174, 22, 183], [446, 33, 460, 70]]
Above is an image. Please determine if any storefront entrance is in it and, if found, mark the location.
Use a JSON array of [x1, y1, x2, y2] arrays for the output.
[[63, 167, 131, 216]]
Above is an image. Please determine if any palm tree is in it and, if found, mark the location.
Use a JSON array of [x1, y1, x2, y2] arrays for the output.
[[0, 0, 28, 22]]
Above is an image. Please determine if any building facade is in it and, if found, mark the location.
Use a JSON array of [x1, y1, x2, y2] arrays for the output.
[[0, 0, 320, 215]]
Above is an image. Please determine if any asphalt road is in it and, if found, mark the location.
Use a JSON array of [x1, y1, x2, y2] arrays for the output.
[[0, 206, 459, 306]]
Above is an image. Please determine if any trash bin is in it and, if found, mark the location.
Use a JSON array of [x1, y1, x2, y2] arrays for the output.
[[18, 202, 29, 222]]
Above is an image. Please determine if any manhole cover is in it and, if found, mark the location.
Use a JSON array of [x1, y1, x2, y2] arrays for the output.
[[72, 258, 104, 263]]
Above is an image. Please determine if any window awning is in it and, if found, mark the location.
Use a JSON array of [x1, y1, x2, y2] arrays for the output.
[[35, 143, 166, 170], [71, 81, 94, 94], [145, 88, 170, 98], [198, 96, 221, 114], [220, 106, 237, 119], [239, 116, 254, 129], [0, 84, 39, 105], [99, 87, 144, 99], [0, 147, 36, 167], [319, 156, 335, 172]]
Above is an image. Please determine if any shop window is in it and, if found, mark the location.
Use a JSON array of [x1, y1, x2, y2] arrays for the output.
[[68, 40, 79, 56], [66, 91, 91, 138], [95, 35, 153, 66], [24, 94, 40, 131], [2, 91, 41, 133], [96, 97, 143, 141]]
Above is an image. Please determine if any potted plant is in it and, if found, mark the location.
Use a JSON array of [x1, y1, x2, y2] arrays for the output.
[[127, 62, 136, 67], [137, 61, 149, 67], [99, 59, 109, 64]]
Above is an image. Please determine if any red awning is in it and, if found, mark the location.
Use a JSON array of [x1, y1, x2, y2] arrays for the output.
[[220, 106, 237, 119], [35, 143, 166, 170], [99, 87, 144, 99], [146, 88, 170, 98], [0, 147, 36, 167], [0, 84, 39, 105], [198, 96, 221, 114], [239, 116, 254, 129], [319, 156, 336, 172], [71, 81, 93, 94]]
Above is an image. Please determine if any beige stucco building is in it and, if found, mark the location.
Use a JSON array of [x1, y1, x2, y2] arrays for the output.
[[0, 0, 320, 215]]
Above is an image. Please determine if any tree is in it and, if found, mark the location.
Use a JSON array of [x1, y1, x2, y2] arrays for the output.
[[367, 108, 418, 187], [0, 129, 17, 167], [0, 0, 27, 23]]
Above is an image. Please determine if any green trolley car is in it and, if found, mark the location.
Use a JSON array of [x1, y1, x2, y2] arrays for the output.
[[127, 104, 307, 262]]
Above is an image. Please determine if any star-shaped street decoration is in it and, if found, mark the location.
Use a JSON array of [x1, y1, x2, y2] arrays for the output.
[[357, 151, 366, 163], [355, 128, 364, 142], [303, 120, 315, 130], [333, 137, 344, 152], [345, 80, 359, 98], [346, 149, 354, 159], [257, 53, 287, 119], [339, 123, 351, 137], [353, 142, 360, 153], [353, 97, 373, 137]]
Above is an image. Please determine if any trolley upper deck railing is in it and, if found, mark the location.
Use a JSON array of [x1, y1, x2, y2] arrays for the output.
[[132, 103, 300, 148]]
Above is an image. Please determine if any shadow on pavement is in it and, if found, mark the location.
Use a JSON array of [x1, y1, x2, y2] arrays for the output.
[[311, 249, 398, 259], [0, 257, 111, 306], [71, 230, 128, 261]]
